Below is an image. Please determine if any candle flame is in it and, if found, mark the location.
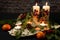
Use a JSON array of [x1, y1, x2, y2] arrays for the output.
[[35, 3, 38, 6], [46, 2, 48, 6]]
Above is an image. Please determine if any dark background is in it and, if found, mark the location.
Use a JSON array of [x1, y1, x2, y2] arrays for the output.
[[0, 0, 60, 40], [0, 0, 60, 24]]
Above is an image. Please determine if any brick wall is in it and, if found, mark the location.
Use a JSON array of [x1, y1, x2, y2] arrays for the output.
[[0, 0, 60, 13], [0, 0, 35, 13], [0, 0, 60, 22]]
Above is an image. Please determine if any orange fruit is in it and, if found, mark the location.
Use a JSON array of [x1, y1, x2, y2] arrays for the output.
[[2, 24, 11, 31], [36, 31, 45, 38]]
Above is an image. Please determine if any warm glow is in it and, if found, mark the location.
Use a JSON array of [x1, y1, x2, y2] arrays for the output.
[[33, 2, 40, 14], [33, 16, 40, 25], [27, 21, 32, 24], [35, 3, 38, 6], [43, 2, 50, 11], [35, 27, 40, 31], [40, 21, 47, 26], [46, 2, 48, 6]]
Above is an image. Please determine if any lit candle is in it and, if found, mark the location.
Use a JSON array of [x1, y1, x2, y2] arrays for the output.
[[33, 3, 40, 14], [40, 21, 48, 26], [43, 2, 50, 12]]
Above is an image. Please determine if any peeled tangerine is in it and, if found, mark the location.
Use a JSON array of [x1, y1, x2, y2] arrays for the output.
[[36, 31, 45, 38], [2, 24, 11, 31]]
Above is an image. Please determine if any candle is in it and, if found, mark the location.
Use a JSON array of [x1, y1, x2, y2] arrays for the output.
[[33, 3, 40, 14], [40, 21, 48, 26], [43, 2, 50, 12]]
